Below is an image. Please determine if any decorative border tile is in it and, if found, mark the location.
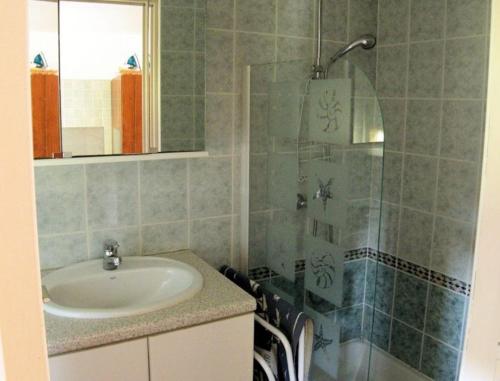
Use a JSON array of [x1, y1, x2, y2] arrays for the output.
[[248, 247, 471, 296]]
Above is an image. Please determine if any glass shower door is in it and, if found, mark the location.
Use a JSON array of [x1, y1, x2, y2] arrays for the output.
[[244, 58, 385, 381]]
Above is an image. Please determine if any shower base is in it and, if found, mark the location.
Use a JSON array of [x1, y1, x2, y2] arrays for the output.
[[311, 340, 431, 381]]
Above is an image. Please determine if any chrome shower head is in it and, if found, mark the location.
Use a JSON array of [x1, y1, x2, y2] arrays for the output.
[[323, 34, 376, 78], [329, 34, 376, 65]]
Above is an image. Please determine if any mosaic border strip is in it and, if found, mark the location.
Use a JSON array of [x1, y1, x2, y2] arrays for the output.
[[248, 247, 472, 296]]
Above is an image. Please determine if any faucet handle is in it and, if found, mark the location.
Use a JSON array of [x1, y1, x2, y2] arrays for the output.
[[103, 239, 119, 256]]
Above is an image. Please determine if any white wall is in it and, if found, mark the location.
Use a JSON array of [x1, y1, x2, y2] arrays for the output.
[[28, 0, 143, 79], [60, 1, 143, 79], [461, 0, 500, 379], [0, 0, 49, 379]]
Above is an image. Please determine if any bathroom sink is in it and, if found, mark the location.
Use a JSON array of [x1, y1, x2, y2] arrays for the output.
[[42, 256, 203, 319]]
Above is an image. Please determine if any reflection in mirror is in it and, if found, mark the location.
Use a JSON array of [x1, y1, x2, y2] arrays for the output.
[[28, 0, 61, 158], [28, 0, 206, 159], [59, 1, 146, 156]]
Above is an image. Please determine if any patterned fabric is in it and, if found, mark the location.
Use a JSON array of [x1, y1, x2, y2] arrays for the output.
[[220, 265, 313, 381]]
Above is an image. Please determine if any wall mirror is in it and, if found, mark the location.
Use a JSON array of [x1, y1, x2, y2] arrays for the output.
[[28, 0, 206, 159]]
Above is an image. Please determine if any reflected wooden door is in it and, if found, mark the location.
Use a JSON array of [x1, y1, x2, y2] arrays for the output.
[[31, 70, 61, 158]]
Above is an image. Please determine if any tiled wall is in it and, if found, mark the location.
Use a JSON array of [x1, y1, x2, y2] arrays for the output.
[[245, 0, 380, 270], [251, 248, 470, 380], [368, 0, 490, 379], [37, 0, 340, 272], [246, 0, 490, 380], [160, 0, 206, 151], [373, 0, 490, 285], [35, 158, 235, 270]]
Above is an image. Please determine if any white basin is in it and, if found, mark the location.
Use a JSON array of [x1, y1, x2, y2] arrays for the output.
[[42, 256, 203, 319]]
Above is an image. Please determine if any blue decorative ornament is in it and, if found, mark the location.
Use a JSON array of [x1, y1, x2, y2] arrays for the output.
[[33, 52, 47, 69], [126, 54, 141, 70]]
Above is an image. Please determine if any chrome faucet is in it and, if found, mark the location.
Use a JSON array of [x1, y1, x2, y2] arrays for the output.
[[103, 239, 121, 271]]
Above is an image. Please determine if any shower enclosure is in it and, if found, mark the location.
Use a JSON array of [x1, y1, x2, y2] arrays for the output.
[[242, 54, 386, 380], [241, 0, 489, 380]]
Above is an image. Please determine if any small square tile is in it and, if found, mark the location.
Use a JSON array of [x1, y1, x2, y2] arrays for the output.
[[278, 0, 314, 38], [441, 100, 484, 162], [421, 336, 460, 381], [336, 305, 363, 343], [447, 0, 489, 38], [86, 162, 139, 229], [190, 216, 232, 268], [250, 95, 269, 154], [249, 212, 270, 269], [425, 285, 467, 348], [378, 98, 405, 152], [236, 0, 276, 33], [163, 0, 194, 6], [393, 271, 428, 329], [347, 150, 372, 199], [35, 165, 86, 235], [235, 32, 275, 93], [372, 202, 400, 255], [378, 0, 409, 45], [444, 37, 487, 99], [207, 0, 233, 29], [377, 46, 408, 98], [162, 7, 194, 51], [140, 160, 187, 224], [161, 96, 195, 140], [410, 0, 445, 41], [365, 261, 395, 314], [195, 9, 206, 52], [161, 51, 194, 95], [250, 154, 269, 212], [398, 208, 433, 267], [381, 152, 403, 204], [405, 100, 441, 155], [341, 200, 370, 250], [142, 221, 188, 255], [431, 217, 474, 283], [389, 320, 423, 369], [195, 53, 206, 95], [321, 0, 348, 41], [206, 30, 234, 92], [348, 0, 378, 39], [277, 37, 314, 62], [436, 160, 478, 222], [38, 233, 88, 270], [195, 96, 205, 139], [402, 154, 438, 212], [89, 226, 140, 259], [408, 41, 445, 98], [342, 260, 366, 307], [206, 94, 233, 155], [189, 157, 232, 218], [363, 306, 391, 351]]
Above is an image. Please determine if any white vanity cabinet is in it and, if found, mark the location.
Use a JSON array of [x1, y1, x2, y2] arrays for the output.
[[49, 314, 254, 381], [49, 338, 149, 381], [149, 313, 254, 381]]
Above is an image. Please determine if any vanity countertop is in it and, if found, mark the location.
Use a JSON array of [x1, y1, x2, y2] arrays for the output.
[[44, 251, 256, 356]]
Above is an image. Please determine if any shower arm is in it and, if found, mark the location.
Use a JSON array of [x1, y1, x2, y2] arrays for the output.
[[312, 0, 324, 79]]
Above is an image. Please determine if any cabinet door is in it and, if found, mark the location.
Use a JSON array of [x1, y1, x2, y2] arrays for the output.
[[149, 313, 254, 381], [49, 338, 148, 381]]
